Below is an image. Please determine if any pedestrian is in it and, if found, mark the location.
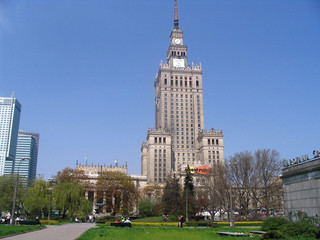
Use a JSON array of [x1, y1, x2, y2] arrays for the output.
[[178, 215, 184, 228]]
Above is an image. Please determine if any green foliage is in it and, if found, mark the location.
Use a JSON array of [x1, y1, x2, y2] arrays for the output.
[[77, 226, 260, 240], [261, 230, 286, 240], [96, 216, 115, 223], [162, 174, 183, 216], [53, 181, 91, 218], [24, 179, 49, 216], [39, 220, 59, 225], [96, 171, 138, 215], [139, 199, 155, 218], [0, 175, 26, 213], [279, 221, 319, 239], [261, 217, 289, 231], [0, 225, 45, 237]]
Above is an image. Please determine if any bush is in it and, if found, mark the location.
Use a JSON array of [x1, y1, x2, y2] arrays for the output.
[[261, 230, 286, 240], [96, 216, 116, 224], [40, 220, 59, 225], [138, 200, 156, 218], [279, 221, 319, 239], [261, 217, 289, 231]]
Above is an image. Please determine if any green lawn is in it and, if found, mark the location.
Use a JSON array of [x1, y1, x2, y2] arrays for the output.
[[0, 225, 46, 237], [77, 226, 260, 240]]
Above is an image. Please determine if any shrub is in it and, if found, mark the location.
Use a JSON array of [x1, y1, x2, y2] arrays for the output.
[[96, 216, 116, 224], [40, 220, 59, 225], [261, 230, 286, 240], [279, 221, 319, 239], [138, 200, 155, 218], [261, 217, 289, 231]]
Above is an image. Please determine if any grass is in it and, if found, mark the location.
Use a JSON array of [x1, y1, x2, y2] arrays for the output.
[[0, 224, 46, 237], [77, 225, 261, 240]]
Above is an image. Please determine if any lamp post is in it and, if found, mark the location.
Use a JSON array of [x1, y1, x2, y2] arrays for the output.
[[11, 158, 30, 225], [229, 161, 237, 228], [47, 178, 54, 221]]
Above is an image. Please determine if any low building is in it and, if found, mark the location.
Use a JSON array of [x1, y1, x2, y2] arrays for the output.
[[282, 150, 320, 219]]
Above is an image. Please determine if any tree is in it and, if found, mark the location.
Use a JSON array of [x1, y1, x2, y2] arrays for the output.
[[24, 179, 49, 217], [227, 151, 256, 217], [162, 174, 183, 216], [53, 181, 91, 218], [0, 175, 26, 215], [54, 167, 87, 184], [253, 149, 282, 216], [138, 199, 155, 218], [183, 165, 196, 220], [95, 171, 138, 215]]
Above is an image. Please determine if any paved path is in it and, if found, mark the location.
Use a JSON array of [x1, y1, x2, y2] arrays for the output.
[[3, 223, 96, 240]]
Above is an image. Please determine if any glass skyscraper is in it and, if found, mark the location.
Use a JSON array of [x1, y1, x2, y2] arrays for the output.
[[14, 130, 40, 181], [0, 97, 21, 176]]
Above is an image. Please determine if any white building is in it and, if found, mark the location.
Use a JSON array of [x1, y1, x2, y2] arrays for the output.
[[0, 97, 21, 176]]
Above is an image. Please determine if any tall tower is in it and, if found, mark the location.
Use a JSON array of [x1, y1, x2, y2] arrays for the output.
[[0, 97, 21, 175], [14, 130, 40, 182], [142, 0, 224, 184]]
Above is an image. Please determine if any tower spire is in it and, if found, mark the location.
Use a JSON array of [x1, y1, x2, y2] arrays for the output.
[[174, 0, 179, 29]]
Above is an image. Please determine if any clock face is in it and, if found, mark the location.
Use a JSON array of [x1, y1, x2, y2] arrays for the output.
[[173, 58, 185, 68], [174, 38, 181, 44]]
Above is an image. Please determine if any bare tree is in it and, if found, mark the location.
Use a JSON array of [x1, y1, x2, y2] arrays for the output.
[[227, 151, 256, 217], [253, 149, 282, 216]]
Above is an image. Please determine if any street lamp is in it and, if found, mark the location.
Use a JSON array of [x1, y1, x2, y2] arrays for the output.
[[229, 161, 237, 228], [11, 157, 31, 225], [47, 178, 54, 221]]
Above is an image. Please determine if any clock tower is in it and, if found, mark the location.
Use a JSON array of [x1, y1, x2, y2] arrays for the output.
[[167, 0, 187, 69], [141, 0, 224, 184]]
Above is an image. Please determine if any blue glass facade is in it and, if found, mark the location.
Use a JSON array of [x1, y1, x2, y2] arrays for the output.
[[14, 130, 40, 181]]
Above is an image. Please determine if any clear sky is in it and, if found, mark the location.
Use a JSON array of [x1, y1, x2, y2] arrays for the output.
[[1, 0, 319, 179]]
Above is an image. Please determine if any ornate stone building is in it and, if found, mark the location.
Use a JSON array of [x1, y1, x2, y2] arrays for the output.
[[141, 0, 224, 184]]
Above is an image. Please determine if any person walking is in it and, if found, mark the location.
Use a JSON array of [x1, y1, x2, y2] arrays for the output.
[[178, 215, 184, 228]]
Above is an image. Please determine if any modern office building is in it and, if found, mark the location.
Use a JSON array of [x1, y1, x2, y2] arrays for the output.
[[141, 0, 224, 184], [0, 97, 21, 176], [14, 130, 40, 181], [282, 150, 320, 219]]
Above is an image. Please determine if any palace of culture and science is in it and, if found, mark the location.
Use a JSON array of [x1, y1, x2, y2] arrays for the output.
[[141, 0, 224, 184]]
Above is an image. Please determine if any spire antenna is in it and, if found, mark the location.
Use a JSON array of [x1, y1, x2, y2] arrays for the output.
[[174, 0, 179, 29]]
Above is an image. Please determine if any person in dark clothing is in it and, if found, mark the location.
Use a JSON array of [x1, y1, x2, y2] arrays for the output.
[[178, 215, 184, 228]]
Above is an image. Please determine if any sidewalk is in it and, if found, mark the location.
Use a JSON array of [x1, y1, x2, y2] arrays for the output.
[[2, 223, 96, 240]]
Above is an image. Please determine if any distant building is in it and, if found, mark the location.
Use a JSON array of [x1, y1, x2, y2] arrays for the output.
[[0, 97, 21, 176], [141, 0, 224, 184], [282, 151, 320, 219], [14, 130, 40, 182], [76, 159, 147, 215]]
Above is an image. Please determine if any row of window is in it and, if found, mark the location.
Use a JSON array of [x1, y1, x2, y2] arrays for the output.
[[207, 139, 219, 145], [154, 137, 166, 144], [171, 51, 186, 57], [164, 79, 200, 88]]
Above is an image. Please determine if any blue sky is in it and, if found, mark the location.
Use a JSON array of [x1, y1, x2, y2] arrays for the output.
[[1, 0, 319, 179]]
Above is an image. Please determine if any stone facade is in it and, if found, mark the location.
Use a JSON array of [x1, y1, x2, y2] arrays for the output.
[[141, 0, 224, 184], [282, 153, 320, 219]]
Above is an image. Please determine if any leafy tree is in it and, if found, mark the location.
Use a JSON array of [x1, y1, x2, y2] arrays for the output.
[[24, 179, 49, 217], [183, 165, 196, 220], [162, 174, 182, 216], [0, 175, 26, 214], [138, 199, 155, 217], [53, 181, 91, 218], [54, 167, 87, 184], [95, 171, 138, 215]]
